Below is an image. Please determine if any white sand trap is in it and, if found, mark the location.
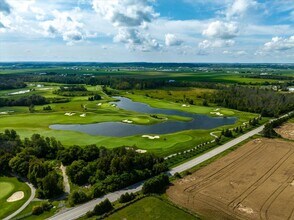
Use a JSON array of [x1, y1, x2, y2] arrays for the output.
[[0, 112, 8, 115], [97, 103, 102, 106], [210, 111, 223, 116], [111, 104, 116, 107], [142, 135, 160, 140], [8, 90, 30, 95], [136, 149, 147, 153], [80, 113, 86, 117], [122, 119, 133, 124], [7, 191, 24, 202], [182, 104, 186, 107], [65, 112, 76, 116]]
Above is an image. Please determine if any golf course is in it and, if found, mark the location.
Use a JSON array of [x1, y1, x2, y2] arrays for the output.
[[0, 177, 31, 219]]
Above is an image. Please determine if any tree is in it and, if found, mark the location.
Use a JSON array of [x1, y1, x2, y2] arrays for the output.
[[68, 190, 89, 206], [93, 199, 113, 216], [119, 192, 135, 203], [142, 174, 170, 194], [38, 171, 63, 198]]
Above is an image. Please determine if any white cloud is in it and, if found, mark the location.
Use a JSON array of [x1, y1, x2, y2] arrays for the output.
[[226, 0, 258, 19], [40, 9, 90, 45], [199, 39, 234, 49], [92, 0, 159, 51], [165, 33, 183, 46], [263, 36, 294, 51], [114, 28, 160, 51], [202, 20, 239, 40]]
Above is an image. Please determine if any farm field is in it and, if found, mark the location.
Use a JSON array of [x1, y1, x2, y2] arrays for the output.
[[275, 122, 294, 140], [106, 196, 198, 220], [0, 177, 31, 219], [167, 138, 294, 220]]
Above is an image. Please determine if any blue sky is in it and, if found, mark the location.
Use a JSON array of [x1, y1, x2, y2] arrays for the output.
[[0, 0, 293, 62]]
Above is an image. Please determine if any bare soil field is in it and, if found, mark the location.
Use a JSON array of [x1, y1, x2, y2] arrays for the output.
[[275, 123, 294, 140], [167, 138, 294, 220]]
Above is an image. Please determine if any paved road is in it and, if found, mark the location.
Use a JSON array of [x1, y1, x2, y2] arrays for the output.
[[48, 124, 265, 220], [4, 181, 36, 220]]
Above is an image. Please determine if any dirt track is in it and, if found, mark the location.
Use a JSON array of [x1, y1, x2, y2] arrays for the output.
[[275, 123, 294, 140], [167, 138, 294, 220]]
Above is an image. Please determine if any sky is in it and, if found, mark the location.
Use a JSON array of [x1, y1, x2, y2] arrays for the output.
[[0, 0, 293, 63]]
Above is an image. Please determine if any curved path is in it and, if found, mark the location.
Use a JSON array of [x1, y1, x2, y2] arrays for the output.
[[3, 181, 36, 220]]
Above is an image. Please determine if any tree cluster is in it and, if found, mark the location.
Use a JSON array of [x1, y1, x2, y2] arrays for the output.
[[142, 173, 170, 194], [213, 86, 294, 117]]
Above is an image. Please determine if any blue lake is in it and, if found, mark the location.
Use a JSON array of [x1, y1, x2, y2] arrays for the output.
[[50, 97, 237, 137]]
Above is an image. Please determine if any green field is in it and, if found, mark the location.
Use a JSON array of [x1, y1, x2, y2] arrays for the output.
[[106, 197, 198, 220], [0, 177, 31, 219], [13, 201, 61, 220], [1, 66, 292, 84]]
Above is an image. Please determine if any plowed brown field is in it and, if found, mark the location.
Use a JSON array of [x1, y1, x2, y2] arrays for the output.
[[167, 138, 294, 220], [275, 123, 294, 140]]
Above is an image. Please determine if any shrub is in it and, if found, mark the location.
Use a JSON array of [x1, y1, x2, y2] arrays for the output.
[[142, 174, 170, 194], [119, 192, 136, 203], [174, 172, 181, 179], [68, 190, 89, 206], [93, 199, 113, 216], [32, 205, 44, 215]]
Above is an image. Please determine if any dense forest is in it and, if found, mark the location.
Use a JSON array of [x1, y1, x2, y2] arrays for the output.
[[213, 86, 294, 117], [0, 130, 167, 203]]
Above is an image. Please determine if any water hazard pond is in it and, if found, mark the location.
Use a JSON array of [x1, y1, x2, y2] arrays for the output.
[[50, 97, 237, 137]]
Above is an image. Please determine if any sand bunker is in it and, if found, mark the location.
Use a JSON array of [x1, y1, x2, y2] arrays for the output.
[[97, 103, 102, 106], [142, 135, 160, 140], [210, 111, 224, 116], [181, 104, 190, 107], [80, 113, 86, 117], [7, 191, 24, 202], [136, 149, 147, 153], [65, 112, 76, 116], [122, 119, 133, 124], [8, 90, 30, 95]]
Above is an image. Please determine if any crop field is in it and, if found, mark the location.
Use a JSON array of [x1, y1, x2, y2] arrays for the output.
[[106, 196, 198, 220], [167, 138, 294, 220], [0, 177, 31, 219], [275, 122, 294, 140]]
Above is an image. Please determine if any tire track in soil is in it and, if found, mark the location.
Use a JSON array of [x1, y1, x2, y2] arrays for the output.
[[184, 142, 265, 194], [228, 147, 293, 210], [259, 175, 294, 220]]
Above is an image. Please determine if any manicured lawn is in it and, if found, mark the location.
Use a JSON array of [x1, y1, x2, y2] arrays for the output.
[[106, 197, 198, 220], [0, 176, 31, 219], [13, 201, 61, 220]]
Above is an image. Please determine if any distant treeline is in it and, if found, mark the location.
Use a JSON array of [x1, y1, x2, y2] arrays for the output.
[[0, 77, 26, 90], [0, 94, 48, 107], [0, 94, 69, 107], [213, 86, 294, 117], [0, 130, 167, 203]]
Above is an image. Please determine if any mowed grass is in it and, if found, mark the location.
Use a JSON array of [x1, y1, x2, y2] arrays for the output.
[[13, 201, 60, 220], [0, 177, 31, 219], [106, 197, 198, 220]]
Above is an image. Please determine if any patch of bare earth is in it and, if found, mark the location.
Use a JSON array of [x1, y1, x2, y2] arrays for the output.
[[275, 123, 294, 140], [167, 138, 294, 220]]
